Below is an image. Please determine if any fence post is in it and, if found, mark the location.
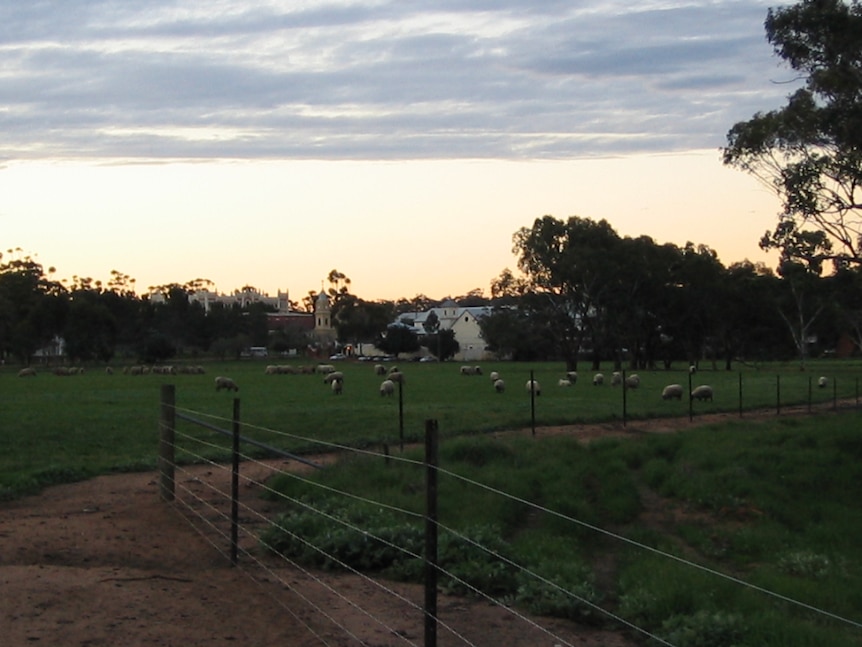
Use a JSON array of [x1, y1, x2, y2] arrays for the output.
[[688, 369, 693, 422], [424, 419, 439, 647], [398, 380, 405, 452], [622, 369, 628, 427], [158, 384, 176, 502], [230, 397, 241, 566], [530, 369, 536, 437]]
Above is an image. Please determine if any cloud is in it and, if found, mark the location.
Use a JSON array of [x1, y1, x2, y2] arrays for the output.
[[0, 0, 797, 162]]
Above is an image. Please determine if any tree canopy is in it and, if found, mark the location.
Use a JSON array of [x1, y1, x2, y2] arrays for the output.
[[723, 0, 862, 271]]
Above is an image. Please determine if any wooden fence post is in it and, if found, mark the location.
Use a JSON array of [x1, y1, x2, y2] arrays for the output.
[[424, 419, 439, 647], [158, 384, 176, 502]]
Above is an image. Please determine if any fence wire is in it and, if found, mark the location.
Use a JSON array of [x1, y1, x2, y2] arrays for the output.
[[161, 397, 862, 647]]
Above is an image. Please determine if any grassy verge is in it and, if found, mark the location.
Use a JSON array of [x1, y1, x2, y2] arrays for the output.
[[261, 413, 862, 646]]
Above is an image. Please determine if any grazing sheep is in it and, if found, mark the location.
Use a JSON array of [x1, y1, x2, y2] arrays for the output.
[[323, 371, 344, 384], [493, 379, 506, 393], [489, 371, 500, 382], [460, 365, 482, 376], [388, 366, 400, 375], [558, 378, 572, 387], [593, 373, 604, 386], [525, 379, 541, 396], [691, 385, 714, 402], [105, 366, 114, 375], [316, 364, 336, 374], [625, 374, 640, 389], [818, 376, 828, 389], [566, 371, 578, 385], [331, 378, 343, 395], [264, 365, 279, 375], [388, 370, 405, 384], [128, 365, 143, 376], [379, 379, 395, 396], [689, 364, 697, 375], [661, 384, 684, 400], [215, 376, 239, 392], [374, 364, 387, 376], [17, 367, 37, 377], [610, 371, 622, 386]]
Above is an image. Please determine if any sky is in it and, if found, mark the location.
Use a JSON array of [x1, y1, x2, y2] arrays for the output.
[[1, 0, 798, 302]]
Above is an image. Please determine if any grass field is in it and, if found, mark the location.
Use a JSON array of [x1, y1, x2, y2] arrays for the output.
[[3, 357, 862, 645], [2, 357, 862, 498]]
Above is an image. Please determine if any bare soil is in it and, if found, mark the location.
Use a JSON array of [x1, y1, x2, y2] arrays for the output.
[[0, 405, 845, 646]]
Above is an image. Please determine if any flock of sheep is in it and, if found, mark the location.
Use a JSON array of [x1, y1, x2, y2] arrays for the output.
[[15, 364, 206, 377], [15, 361, 833, 406]]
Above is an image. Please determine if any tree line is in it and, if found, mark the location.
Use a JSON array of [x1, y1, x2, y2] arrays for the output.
[[2, 221, 860, 370]]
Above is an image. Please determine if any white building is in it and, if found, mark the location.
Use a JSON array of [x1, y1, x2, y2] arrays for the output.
[[393, 299, 494, 362]]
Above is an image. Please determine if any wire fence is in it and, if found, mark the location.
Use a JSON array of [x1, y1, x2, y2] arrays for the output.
[[157, 384, 862, 647]]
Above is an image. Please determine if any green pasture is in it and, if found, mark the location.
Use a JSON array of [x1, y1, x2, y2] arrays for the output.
[[3, 357, 862, 645], [263, 413, 862, 646], [1, 358, 861, 498]]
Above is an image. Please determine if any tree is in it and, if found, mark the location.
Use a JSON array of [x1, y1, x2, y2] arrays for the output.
[[422, 328, 460, 360], [775, 259, 829, 368], [376, 323, 420, 357], [723, 0, 862, 270], [0, 252, 67, 363], [512, 216, 622, 370]]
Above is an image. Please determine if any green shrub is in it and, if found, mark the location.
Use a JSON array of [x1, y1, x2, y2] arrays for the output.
[[661, 610, 747, 647]]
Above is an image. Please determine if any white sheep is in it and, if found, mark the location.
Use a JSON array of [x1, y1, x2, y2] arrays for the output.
[[215, 376, 239, 392], [460, 365, 482, 376], [593, 373, 604, 386], [388, 370, 405, 384], [374, 364, 387, 375], [323, 371, 344, 384], [105, 366, 114, 375], [661, 384, 684, 400], [558, 378, 572, 387], [691, 385, 714, 401], [379, 379, 395, 396], [316, 364, 336, 374], [493, 379, 506, 393], [525, 379, 541, 396], [566, 371, 578, 385], [625, 374, 640, 389], [17, 367, 36, 377], [818, 376, 828, 389], [610, 371, 622, 386], [331, 378, 343, 395], [489, 371, 500, 382]]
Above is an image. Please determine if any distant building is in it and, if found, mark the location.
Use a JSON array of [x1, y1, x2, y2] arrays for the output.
[[393, 298, 494, 361], [148, 286, 291, 313]]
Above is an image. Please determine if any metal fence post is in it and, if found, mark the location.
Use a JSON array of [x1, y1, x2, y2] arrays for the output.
[[231, 397, 241, 566], [424, 419, 439, 647], [530, 369, 536, 436], [158, 384, 176, 502]]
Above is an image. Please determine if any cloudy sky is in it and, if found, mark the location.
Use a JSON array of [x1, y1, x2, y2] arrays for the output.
[[1, 0, 796, 301]]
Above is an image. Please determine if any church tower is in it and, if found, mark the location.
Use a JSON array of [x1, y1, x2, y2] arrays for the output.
[[314, 291, 337, 345]]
